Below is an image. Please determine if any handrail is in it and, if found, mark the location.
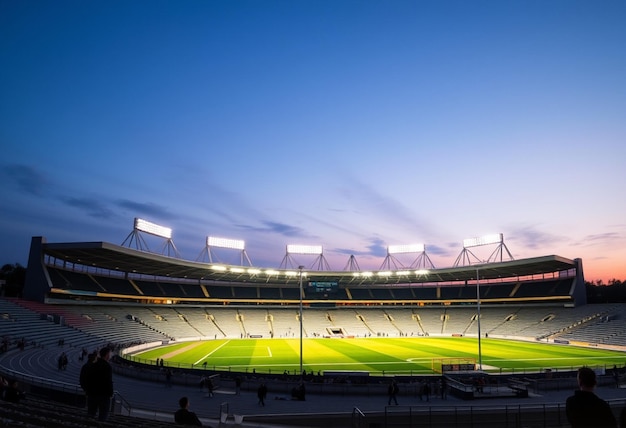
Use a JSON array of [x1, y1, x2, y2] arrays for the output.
[[351, 406, 366, 428], [0, 365, 82, 394], [112, 390, 133, 416]]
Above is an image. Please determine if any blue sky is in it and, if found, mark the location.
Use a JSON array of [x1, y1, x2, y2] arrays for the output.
[[1, 0, 625, 282]]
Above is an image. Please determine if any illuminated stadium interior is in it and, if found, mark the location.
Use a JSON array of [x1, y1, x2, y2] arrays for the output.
[[3, 230, 625, 428]]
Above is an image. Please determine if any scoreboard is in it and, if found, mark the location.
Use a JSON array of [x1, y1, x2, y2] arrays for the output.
[[308, 281, 339, 294]]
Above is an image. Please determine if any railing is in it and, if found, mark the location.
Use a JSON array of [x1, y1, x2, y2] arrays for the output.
[[219, 402, 229, 425], [0, 365, 84, 402], [352, 406, 366, 428], [379, 399, 626, 428], [112, 390, 133, 416]]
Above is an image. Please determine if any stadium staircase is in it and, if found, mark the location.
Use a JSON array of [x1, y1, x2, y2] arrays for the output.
[[411, 311, 427, 335], [206, 313, 227, 337], [440, 311, 449, 334], [355, 312, 375, 335], [382, 310, 403, 336], [236, 311, 247, 337], [461, 314, 478, 336], [537, 306, 614, 341]]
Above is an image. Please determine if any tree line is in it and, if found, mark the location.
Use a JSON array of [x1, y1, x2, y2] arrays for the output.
[[586, 279, 626, 303]]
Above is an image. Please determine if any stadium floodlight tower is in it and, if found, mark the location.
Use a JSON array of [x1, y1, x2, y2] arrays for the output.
[[452, 233, 513, 267], [298, 265, 305, 378], [121, 217, 180, 258], [196, 236, 252, 266], [380, 243, 435, 270], [280, 244, 331, 270], [342, 254, 361, 271], [453, 233, 514, 371]]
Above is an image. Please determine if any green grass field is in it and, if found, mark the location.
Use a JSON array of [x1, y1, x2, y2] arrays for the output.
[[128, 337, 626, 376]]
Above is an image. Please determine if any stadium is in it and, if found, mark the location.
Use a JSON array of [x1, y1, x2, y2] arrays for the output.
[[2, 220, 626, 427]]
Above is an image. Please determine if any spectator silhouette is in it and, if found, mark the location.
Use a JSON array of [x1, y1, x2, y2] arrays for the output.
[[566, 367, 617, 428], [235, 376, 242, 395], [257, 382, 267, 406], [3, 379, 25, 403], [83, 347, 114, 421], [387, 380, 399, 405], [174, 396, 202, 426]]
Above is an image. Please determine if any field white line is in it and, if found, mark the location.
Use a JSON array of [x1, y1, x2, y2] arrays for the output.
[[267, 346, 272, 357], [194, 340, 230, 366]]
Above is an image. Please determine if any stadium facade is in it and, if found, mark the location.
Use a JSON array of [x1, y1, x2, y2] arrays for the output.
[[23, 236, 587, 307]]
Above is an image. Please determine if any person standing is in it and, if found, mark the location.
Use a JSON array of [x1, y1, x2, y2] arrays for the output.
[[206, 377, 214, 397], [235, 376, 242, 395], [387, 380, 399, 405], [79, 352, 97, 400], [566, 367, 617, 428], [257, 382, 267, 406], [84, 347, 114, 421], [165, 368, 172, 388], [423, 381, 431, 402], [3, 379, 25, 403]]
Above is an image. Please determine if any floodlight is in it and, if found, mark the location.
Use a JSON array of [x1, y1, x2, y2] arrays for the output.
[[377, 271, 393, 276], [352, 272, 361, 277], [285, 271, 298, 277], [210, 265, 227, 271], [397, 270, 411, 275], [415, 269, 430, 275], [134, 218, 172, 239], [247, 268, 261, 275], [207, 236, 245, 250], [463, 233, 503, 248], [361, 271, 373, 277], [265, 269, 279, 276], [230, 267, 244, 273], [286, 244, 323, 255], [388, 243, 425, 254]]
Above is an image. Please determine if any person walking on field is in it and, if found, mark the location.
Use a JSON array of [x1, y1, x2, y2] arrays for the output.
[[566, 367, 617, 428]]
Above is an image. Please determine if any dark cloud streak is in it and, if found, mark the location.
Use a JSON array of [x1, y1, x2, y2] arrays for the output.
[[236, 221, 307, 238], [2, 164, 47, 195], [62, 197, 115, 219], [116, 199, 176, 221]]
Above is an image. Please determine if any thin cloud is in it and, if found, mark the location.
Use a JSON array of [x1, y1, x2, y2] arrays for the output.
[[335, 175, 436, 238], [63, 197, 115, 219], [584, 232, 622, 243], [335, 237, 387, 258], [507, 225, 568, 250], [2, 164, 47, 195], [237, 221, 308, 238], [116, 199, 176, 220], [424, 244, 450, 257]]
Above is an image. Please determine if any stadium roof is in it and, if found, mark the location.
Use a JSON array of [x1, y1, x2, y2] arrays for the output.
[[41, 240, 578, 286]]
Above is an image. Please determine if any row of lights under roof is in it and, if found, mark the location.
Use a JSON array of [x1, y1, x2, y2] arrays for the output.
[[210, 265, 430, 277], [210, 265, 298, 276]]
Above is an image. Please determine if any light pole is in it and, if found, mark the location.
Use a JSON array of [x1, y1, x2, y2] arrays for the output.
[[298, 265, 304, 378], [476, 266, 483, 370]]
